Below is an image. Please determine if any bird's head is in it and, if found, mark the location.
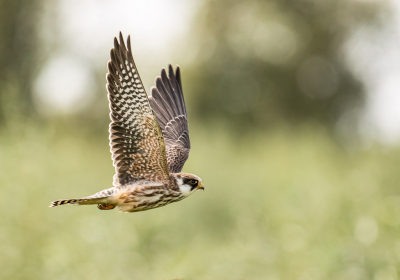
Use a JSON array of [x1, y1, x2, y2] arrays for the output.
[[173, 173, 204, 197]]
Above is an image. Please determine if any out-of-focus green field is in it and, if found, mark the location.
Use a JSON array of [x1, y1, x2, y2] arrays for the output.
[[1, 123, 400, 280]]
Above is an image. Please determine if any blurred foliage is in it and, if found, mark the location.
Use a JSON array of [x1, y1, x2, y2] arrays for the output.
[[1, 124, 400, 279], [0, 0, 45, 122], [0, 0, 390, 136], [185, 0, 386, 132]]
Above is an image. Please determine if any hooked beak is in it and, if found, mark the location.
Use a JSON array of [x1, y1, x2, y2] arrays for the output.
[[197, 182, 205, 191]]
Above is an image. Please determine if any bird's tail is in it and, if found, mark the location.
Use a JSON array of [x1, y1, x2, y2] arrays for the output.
[[49, 198, 94, 207], [49, 188, 115, 208]]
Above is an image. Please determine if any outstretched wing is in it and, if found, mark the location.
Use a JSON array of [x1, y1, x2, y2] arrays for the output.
[[149, 65, 191, 173], [106, 32, 169, 186]]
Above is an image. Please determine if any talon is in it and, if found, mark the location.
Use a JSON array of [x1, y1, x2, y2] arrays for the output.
[[98, 204, 116, 210]]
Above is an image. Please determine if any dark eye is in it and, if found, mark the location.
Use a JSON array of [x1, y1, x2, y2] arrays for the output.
[[189, 180, 198, 185]]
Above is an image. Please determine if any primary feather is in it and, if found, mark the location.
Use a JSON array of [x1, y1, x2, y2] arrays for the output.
[[149, 65, 191, 173]]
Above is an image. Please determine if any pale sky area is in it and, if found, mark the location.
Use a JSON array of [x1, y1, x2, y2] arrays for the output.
[[35, 0, 201, 114], [34, 0, 400, 144], [345, 0, 400, 144]]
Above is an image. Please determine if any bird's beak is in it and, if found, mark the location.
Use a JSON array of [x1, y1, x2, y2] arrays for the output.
[[197, 182, 205, 191]]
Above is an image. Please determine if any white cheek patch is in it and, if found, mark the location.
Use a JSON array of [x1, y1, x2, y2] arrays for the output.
[[177, 178, 183, 186], [179, 184, 192, 196]]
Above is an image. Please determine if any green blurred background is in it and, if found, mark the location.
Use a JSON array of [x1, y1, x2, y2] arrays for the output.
[[1, 0, 400, 279]]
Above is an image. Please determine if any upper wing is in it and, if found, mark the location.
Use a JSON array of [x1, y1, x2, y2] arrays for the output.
[[106, 32, 170, 186], [149, 65, 191, 173]]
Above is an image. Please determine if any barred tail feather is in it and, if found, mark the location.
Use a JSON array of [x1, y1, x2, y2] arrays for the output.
[[49, 198, 88, 207], [49, 187, 116, 208]]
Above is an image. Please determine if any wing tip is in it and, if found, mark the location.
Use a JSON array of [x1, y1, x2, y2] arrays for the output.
[[127, 34, 132, 53], [113, 36, 119, 51]]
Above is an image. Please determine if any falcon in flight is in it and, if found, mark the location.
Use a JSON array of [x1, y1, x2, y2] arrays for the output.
[[49, 32, 203, 213]]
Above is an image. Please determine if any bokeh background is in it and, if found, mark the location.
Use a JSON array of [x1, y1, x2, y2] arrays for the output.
[[1, 0, 400, 279]]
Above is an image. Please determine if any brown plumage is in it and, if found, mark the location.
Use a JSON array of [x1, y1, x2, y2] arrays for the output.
[[49, 32, 204, 213], [149, 65, 191, 173]]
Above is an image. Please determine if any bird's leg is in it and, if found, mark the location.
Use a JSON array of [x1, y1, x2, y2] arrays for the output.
[[97, 204, 116, 210]]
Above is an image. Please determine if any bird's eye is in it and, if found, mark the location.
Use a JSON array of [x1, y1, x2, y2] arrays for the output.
[[190, 180, 198, 185]]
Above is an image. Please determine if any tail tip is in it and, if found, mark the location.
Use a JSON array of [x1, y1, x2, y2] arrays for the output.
[[49, 201, 60, 207], [49, 199, 79, 208]]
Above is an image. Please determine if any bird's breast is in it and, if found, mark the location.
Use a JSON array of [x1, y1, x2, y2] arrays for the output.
[[114, 186, 184, 213]]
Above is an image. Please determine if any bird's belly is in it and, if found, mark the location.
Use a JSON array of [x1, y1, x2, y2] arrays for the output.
[[115, 188, 184, 213]]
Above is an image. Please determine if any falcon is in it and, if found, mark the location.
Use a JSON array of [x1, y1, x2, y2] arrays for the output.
[[49, 32, 203, 213]]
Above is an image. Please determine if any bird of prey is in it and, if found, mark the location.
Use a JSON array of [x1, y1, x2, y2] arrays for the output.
[[49, 32, 203, 213]]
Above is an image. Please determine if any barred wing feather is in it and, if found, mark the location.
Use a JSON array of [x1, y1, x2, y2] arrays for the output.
[[149, 65, 191, 173], [106, 32, 169, 186]]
